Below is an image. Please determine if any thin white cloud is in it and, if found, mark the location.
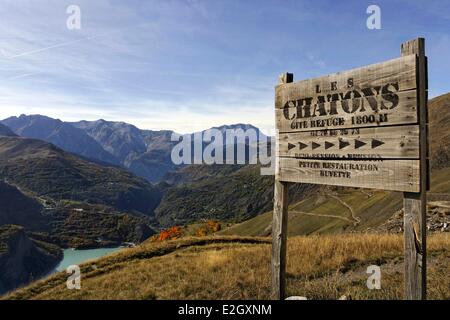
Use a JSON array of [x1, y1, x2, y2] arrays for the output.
[[8, 73, 39, 80], [0, 0, 449, 137], [4, 34, 104, 59]]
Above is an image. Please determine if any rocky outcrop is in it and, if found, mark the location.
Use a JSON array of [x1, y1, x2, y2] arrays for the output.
[[0, 225, 62, 295], [368, 201, 450, 234]]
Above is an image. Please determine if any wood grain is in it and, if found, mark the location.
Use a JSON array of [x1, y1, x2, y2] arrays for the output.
[[275, 54, 417, 107], [276, 89, 418, 132], [278, 158, 420, 192], [402, 37, 427, 300], [278, 125, 420, 159], [271, 179, 289, 300], [271, 72, 292, 300], [404, 193, 426, 299]]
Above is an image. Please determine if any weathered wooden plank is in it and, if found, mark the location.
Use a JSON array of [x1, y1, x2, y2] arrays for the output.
[[402, 37, 427, 300], [275, 54, 417, 108], [271, 179, 289, 300], [276, 89, 418, 132], [278, 158, 420, 192], [401, 39, 424, 57], [403, 193, 426, 299], [272, 72, 291, 300], [278, 72, 293, 85], [278, 125, 420, 159]]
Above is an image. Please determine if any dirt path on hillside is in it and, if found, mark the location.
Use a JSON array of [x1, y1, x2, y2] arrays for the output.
[[328, 195, 361, 225], [289, 192, 361, 226], [290, 210, 356, 224]]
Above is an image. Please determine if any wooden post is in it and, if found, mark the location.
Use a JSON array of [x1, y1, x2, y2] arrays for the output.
[[271, 72, 293, 300], [401, 38, 428, 300], [271, 179, 289, 300]]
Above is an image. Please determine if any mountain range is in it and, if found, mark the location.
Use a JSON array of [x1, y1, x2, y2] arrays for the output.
[[2, 116, 118, 165], [0, 117, 273, 244], [1, 115, 266, 183]]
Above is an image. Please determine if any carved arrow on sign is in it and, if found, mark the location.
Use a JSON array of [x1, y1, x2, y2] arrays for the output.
[[288, 143, 296, 151], [299, 142, 308, 150], [339, 139, 350, 149], [325, 141, 335, 150], [355, 139, 367, 149], [287, 139, 385, 151], [371, 139, 385, 149]]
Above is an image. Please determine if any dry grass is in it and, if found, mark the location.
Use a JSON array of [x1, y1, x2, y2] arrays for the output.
[[4, 233, 449, 300]]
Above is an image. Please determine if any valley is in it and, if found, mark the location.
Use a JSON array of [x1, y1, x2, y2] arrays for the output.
[[0, 92, 449, 299], [0, 136, 161, 249]]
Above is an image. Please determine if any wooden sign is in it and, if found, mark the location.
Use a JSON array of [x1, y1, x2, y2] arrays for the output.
[[272, 38, 428, 301], [274, 54, 423, 192], [278, 158, 419, 192], [278, 125, 420, 159], [275, 55, 418, 132]]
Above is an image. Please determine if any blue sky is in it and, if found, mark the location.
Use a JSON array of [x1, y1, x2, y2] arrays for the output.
[[0, 0, 449, 134]]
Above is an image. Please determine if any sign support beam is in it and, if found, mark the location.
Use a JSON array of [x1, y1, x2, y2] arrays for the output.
[[271, 179, 289, 300], [271, 72, 292, 300], [401, 38, 428, 300]]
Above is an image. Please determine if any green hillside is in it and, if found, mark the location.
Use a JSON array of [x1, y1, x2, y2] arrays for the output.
[[0, 181, 49, 232], [220, 167, 450, 237], [156, 165, 316, 227], [0, 137, 162, 215], [429, 92, 450, 169], [0, 136, 162, 248]]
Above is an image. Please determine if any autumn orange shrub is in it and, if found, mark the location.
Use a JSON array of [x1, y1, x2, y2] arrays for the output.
[[153, 226, 183, 242], [207, 220, 221, 232], [194, 220, 221, 237], [195, 228, 207, 237]]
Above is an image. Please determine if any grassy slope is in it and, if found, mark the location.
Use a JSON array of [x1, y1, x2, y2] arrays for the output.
[[4, 234, 449, 300], [429, 92, 450, 169], [219, 167, 450, 237]]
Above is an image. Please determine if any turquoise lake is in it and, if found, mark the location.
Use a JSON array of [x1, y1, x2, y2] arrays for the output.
[[55, 247, 123, 272]]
